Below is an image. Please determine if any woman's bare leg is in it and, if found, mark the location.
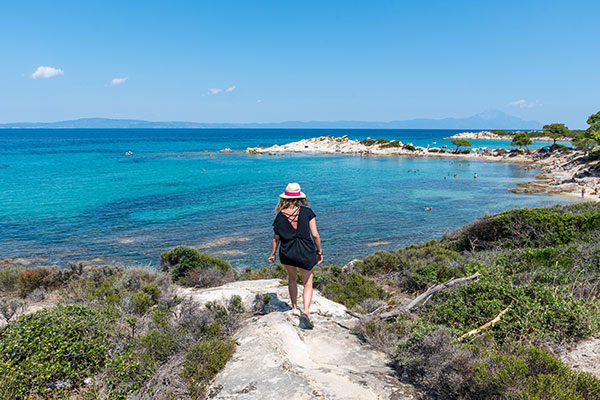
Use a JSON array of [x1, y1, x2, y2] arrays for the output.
[[300, 268, 313, 316], [284, 265, 298, 310]]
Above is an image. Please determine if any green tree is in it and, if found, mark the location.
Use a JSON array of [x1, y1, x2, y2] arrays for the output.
[[451, 139, 472, 153], [573, 133, 596, 152], [542, 123, 569, 145], [586, 111, 600, 142], [511, 133, 532, 151]]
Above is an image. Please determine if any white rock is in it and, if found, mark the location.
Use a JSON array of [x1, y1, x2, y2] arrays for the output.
[[177, 279, 418, 400]]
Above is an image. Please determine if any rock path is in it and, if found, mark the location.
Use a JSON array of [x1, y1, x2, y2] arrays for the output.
[[177, 279, 418, 400]]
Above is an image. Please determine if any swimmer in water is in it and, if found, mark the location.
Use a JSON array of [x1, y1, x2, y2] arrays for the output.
[[474, 173, 477, 180]]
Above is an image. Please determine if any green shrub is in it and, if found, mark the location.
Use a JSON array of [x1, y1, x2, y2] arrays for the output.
[[0, 305, 113, 399], [448, 203, 600, 251], [395, 330, 600, 400], [182, 266, 234, 288], [422, 277, 598, 343], [382, 140, 402, 148], [404, 144, 416, 151], [353, 251, 399, 275], [474, 345, 600, 400], [360, 138, 376, 146], [17, 266, 51, 295], [589, 147, 600, 161], [0, 267, 20, 292], [313, 266, 389, 309], [160, 246, 232, 282], [182, 338, 235, 399], [375, 138, 389, 144]]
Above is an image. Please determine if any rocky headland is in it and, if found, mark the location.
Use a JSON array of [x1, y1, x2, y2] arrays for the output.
[[445, 130, 571, 142], [245, 135, 526, 160], [245, 135, 600, 201]]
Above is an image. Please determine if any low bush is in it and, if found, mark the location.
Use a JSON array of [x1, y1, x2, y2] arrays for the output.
[[375, 138, 390, 144], [0, 304, 114, 399], [313, 265, 389, 309], [182, 266, 235, 288], [182, 338, 236, 399], [160, 246, 232, 282], [421, 276, 598, 344], [382, 140, 402, 148], [0, 267, 20, 292], [395, 330, 600, 400], [446, 203, 600, 251], [17, 266, 51, 295], [404, 144, 416, 151], [589, 147, 600, 161], [0, 264, 244, 399], [352, 251, 399, 276], [428, 148, 440, 153], [360, 138, 376, 146]]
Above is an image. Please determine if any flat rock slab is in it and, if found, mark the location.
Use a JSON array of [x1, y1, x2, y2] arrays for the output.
[[561, 338, 600, 379], [177, 280, 417, 400]]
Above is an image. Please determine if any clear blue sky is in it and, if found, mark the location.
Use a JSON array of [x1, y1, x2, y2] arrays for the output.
[[1, 0, 597, 127]]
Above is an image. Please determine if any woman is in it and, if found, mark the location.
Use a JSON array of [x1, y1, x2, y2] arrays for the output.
[[268, 182, 323, 329]]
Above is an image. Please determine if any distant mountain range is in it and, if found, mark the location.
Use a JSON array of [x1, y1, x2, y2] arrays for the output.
[[0, 110, 541, 130]]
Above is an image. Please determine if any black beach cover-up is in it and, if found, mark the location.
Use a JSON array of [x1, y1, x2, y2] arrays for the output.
[[273, 206, 318, 270]]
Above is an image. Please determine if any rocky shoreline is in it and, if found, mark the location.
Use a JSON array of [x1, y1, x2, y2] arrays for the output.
[[245, 135, 530, 161], [245, 135, 599, 201], [445, 130, 571, 142]]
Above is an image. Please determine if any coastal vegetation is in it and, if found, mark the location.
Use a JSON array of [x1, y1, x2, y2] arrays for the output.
[[543, 123, 570, 145], [0, 264, 244, 399], [511, 133, 532, 150], [341, 202, 600, 399], [451, 139, 472, 153]]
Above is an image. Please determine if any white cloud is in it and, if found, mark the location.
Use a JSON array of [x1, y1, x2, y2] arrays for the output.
[[508, 99, 542, 108], [111, 77, 128, 85], [257, 99, 263, 103], [208, 88, 223, 95], [31, 66, 64, 79], [207, 85, 236, 96]]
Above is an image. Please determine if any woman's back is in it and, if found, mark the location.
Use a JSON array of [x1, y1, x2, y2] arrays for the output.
[[273, 206, 317, 270]]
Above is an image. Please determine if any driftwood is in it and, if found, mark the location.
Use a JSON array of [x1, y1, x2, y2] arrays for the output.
[[456, 301, 513, 342], [378, 272, 480, 319]]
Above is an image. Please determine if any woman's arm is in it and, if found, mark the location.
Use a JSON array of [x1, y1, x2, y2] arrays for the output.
[[268, 234, 280, 263], [309, 218, 323, 264]]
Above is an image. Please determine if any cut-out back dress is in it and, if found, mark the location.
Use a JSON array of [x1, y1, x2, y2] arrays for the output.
[[273, 206, 318, 270]]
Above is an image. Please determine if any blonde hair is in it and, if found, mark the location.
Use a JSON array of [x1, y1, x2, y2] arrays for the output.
[[275, 197, 309, 212]]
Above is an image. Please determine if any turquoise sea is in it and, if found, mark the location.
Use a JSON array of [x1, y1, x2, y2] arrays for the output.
[[0, 129, 576, 268]]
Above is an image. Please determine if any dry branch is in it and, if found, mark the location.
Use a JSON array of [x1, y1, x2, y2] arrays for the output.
[[456, 301, 514, 342], [378, 272, 480, 319]]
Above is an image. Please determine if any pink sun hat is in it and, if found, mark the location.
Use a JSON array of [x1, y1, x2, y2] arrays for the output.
[[280, 182, 306, 199]]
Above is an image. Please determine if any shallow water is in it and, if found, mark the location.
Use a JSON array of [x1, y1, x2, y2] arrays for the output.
[[0, 129, 576, 268]]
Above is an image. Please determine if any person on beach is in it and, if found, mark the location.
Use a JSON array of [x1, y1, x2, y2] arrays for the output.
[[268, 183, 323, 329]]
